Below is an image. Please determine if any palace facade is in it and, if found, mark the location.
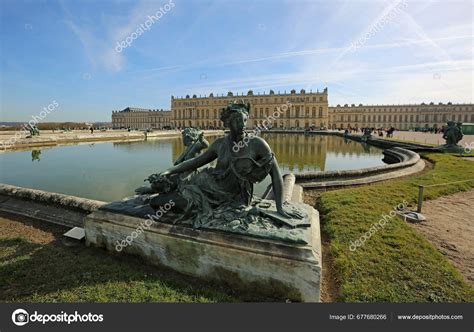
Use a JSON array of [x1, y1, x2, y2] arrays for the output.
[[170, 88, 329, 129], [328, 103, 474, 130], [111, 89, 474, 130], [111, 107, 171, 129]]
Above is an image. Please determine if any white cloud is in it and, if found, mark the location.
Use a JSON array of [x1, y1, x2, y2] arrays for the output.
[[62, 0, 165, 73], [65, 20, 125, 72]]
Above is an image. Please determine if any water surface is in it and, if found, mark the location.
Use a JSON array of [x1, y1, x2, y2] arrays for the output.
[[0, 134, 385, 201]]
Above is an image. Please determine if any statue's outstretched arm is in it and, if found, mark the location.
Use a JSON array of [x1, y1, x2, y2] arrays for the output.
[[174, 139, 210, 166]]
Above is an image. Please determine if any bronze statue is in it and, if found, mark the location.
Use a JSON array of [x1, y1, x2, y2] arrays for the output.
[[146, 101, 298, 220], [442, 121, 463, 147], [27, 125, 40, 138], [103, 101, 308, 243]]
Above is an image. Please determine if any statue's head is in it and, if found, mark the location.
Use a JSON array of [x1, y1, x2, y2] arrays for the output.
[[220, 100, 250, 135], [181, 127, 201, 146], [447, 120, 455, 127]]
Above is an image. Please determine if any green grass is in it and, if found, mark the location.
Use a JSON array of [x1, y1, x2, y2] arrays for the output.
[[0, 236, 235, 302], [317, 153, 474, 302]]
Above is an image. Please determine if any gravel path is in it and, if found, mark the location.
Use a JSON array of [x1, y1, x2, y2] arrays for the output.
[[410, 190, 474, 285]]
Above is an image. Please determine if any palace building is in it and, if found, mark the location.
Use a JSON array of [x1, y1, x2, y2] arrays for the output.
[[111, 89, 474, 130], [170, 88, 329, 129], [111, 107, 171, 129], [328, 102, 474, 130]]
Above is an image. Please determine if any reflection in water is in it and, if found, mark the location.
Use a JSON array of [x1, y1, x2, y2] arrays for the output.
[[113, 134, 382, 173], [264, 134, 382, 172], [1, 134, 384, 202], [31, 150, 41, 162]]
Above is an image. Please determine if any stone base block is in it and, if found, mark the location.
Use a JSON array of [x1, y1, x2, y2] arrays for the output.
[[84, 206, 321, 302]]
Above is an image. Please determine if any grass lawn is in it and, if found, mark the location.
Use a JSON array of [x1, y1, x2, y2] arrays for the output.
[[317, 153, 474, 302], [0, 216, 235, 302]]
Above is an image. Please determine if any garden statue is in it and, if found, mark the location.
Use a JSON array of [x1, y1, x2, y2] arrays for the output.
[[135, 127, 209, 195], [27, 125, 40, 137], [145, 101, 303, 225], [91, 101, 320, 302], [442, 121, 463, 148], [103, 101, 309, 244]]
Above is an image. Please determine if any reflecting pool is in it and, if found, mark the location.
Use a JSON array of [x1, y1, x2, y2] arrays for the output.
[[0, 134, 385, 202]]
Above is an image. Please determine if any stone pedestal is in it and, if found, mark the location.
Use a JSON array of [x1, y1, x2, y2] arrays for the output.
[[84, 204, 322, 302]]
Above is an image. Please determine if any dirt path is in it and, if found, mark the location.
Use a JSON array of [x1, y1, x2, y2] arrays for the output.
[[0, 212, 64, 244], [410, 190, 474, 286]]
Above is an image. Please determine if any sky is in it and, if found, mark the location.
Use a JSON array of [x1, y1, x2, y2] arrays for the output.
[[0, 0, 472, 122]]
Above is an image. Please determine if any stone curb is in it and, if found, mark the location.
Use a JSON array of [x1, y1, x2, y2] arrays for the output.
[[0, 183, 106, 214]]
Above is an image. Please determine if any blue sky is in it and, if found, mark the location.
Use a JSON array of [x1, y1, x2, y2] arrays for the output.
[[1, 0, 472, 122]]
